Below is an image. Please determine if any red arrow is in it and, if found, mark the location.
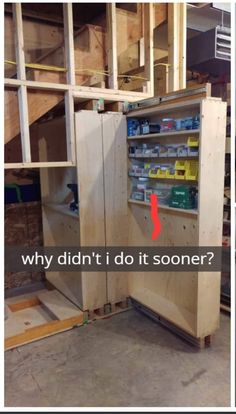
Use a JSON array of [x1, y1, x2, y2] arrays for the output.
[[150, 194, 161, 240]]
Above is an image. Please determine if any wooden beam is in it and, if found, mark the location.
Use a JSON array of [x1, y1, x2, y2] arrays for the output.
[[168, 4, 178, 92], [64, 90, 76, 164], [106, 4, 118, 89], [12, 4, 31, 162], [168, 4, 186, 92], [17, 86, 31, 162], [144, 3, 154, 96], [5, 315, 84, 350], [77, 99, 105, 112], [12, 3, 26, 80], [105, 101, 125, 112], [5, 4, 83, 28], [178, 3, 187, 89], [63, 3, 76, 85], [4, 161, 75, 169], [4, 78, 151, 101], [8, 297, 41, 312]]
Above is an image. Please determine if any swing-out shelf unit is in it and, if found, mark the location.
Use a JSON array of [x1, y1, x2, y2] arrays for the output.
[[127, 96, 226, 342]]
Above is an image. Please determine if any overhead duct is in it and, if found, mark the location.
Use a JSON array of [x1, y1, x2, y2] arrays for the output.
[[187, 25, 230, 76]]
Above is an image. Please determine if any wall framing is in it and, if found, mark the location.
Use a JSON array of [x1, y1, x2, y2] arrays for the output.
[[4, 3, 187, 169]]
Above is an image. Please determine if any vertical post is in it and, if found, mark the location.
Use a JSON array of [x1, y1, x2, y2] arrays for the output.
[[63, 3, 76, 164], [144, 3, 154, 96], [12, 3, 31, 162], [63, 3, 76, 85], [106, 3, 118, 90], [178, 3, 186, 89], [168, 3, 186, 92], [65, 90, 76, 164]]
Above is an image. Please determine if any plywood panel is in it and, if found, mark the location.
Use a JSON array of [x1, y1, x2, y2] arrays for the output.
[[128, 205, 198, 326], [102, 113, 129, 303], [196, 98, 226, 337], [38, 290, 83, 320], [75, 110, 107, 310]]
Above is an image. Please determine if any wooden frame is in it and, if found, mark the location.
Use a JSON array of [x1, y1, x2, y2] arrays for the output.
[[106, 4, 118, 90], [144, 3, 154, 95], [5, 3, 186, 169], [5, 288, 84, 350], [5, 3, 163, 169], [12, 4, 31, 163]]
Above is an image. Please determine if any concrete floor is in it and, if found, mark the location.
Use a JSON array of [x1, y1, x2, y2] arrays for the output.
[[5, 309, 230, 407]]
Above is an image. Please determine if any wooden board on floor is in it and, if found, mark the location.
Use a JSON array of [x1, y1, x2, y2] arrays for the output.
[[38, 289, 83, 320], [5, 289, 84, 350]]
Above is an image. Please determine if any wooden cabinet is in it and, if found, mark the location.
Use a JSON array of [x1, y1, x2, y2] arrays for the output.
[[127, 97, 226, 339], [38, 96, 226, 342], [39, 111, 128, 312]]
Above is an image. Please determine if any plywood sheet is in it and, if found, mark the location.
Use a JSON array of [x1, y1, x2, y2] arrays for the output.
[[102, 113, 129, 303], [38, 290, 83, 320], [75, 110, 107, 310]]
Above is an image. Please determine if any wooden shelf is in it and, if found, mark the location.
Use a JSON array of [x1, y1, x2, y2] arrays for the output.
[[129, 155, 198, 160], [128, 199, 198, 216], [127, 98, 202, 118], [44, 203, 79, 219], [127, 129, 200, 140], [129, 174, 198, 184]]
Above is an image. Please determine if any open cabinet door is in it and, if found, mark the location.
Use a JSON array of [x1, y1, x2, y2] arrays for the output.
[[75, 111, 107, 311], [127, 97, 226, 341], [102, 113, 129, 304]]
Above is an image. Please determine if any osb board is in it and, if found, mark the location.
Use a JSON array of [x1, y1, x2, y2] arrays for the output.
[[5, 202, 44, 290], [5, 289, 84, 350]]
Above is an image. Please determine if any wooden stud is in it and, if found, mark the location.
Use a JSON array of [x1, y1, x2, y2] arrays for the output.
[[63, 3, 76, 85], [17, 85, 31, 162], [168, 3, 186, 92], [78, 99, 105, 112], [12, 4, 31, 163], [168, 4, 178, 92], [106, 4, 118, 90], [144, 3, 154, 96], [5, 78, 151, 100], [105, 101, 124, 112], [12, 3, 26, 80], [65, 90, 76, 164], [63, 5, 76, 164], [8, 297, 41, 312], [4, 161, 74, 169], [178, 3, 187, 89]]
